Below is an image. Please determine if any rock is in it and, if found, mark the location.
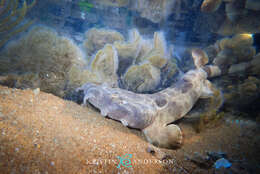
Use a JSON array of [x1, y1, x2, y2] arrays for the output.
[[188, 152, 213, 168], [245, 0, 260, 11], [33, 88, 40, 96], [256, 113, 260, 123], [201, 0, 223, 13], [207, 151, 227, 161]]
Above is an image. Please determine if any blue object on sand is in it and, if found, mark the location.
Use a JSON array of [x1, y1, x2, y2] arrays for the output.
[[214, 158, 232, 169]]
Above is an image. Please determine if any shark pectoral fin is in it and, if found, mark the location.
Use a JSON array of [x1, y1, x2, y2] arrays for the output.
[[143, 123, 183, 149], [200, 80, 214, 98]]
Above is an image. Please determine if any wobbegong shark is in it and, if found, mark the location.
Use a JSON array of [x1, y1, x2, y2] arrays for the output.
[[77, 48, 221, 148]]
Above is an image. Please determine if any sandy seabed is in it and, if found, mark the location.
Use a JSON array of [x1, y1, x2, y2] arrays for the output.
[[0, 85, 259, 174]]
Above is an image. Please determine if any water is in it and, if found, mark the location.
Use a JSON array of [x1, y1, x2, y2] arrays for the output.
[[0, 0, 260, 173]]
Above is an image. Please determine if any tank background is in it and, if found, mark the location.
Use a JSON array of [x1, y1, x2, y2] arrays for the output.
[[27, 0, 223, 46]]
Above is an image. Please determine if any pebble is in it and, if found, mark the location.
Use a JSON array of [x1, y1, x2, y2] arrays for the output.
[[0, 90, 10, 95], [50, 161, 55, 166], [146, 146, 155, 155], [33, 88, 40, 96], [0, 112, 4, 119], [188, 152, 213, 168]]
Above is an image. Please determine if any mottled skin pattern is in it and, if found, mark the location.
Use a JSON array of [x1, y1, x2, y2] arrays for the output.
[[77, 65, 214, 148]]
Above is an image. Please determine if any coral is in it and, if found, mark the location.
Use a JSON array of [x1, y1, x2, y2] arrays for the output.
[[213, 49, 236, 67], [67, 65, 98, 88], [218, 13, 260, 36], [216, 0, 260, 35], [239, 76, 259, 94], [216, 34, 256, 63], [137, 38, 153, 60], [117, 30, 178, 93], [90, 44, 119, 87], [136, 32, 169, 69], [160, 58, 179, 87], [223, 76, 260, 109], [0, 72, 41, 89], [0, 26, 179, 112], [139, 49, 168, 69], [249, 53, 260, 75], [229, 34, 254, 48], [69, 41, 120, 89], [228, 62, 251, 74], [123, 63, 161, 93], [114, 29, 142, 75], [234, 46, 255, 62], [84, 28, 124, 56], [209, 34, 255, 75], [217, 34, 254, 51], [54, 28, 179, 94], [0, 0, 36, 48], [201, 0, 223, 13], [195, 85, 225, 132], [0, 26, 87, 97]]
